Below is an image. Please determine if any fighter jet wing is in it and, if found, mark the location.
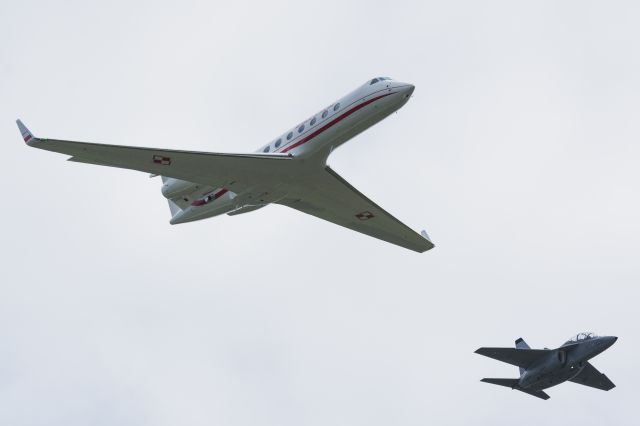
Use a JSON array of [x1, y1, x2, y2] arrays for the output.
[[569, 362, 615, 391], [17, 120, 293, 193], [277, 166, 434, 253], [475, 347, 548, 368]]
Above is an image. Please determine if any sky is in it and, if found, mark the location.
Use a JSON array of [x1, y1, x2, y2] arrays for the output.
[[1, 1, 639, 425]]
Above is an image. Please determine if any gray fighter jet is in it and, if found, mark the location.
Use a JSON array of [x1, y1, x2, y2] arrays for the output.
[[475, 332, 617, 400]]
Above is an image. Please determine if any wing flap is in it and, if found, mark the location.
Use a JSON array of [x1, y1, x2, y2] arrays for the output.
[[475, 347, 548, 368], [569, 362, 615, 391], [277, 166, 433, 252]]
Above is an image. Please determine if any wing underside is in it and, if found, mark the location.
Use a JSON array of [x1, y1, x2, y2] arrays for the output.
[[277, 166, 434, 253], [475, 347, 549, 368], [22, 125, 293, 193], [19, 121, 434, 252], [569, 362, 615, 391]]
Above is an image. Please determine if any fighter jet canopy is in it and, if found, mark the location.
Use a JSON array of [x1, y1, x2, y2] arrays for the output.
[[565, 332, 598, 345]]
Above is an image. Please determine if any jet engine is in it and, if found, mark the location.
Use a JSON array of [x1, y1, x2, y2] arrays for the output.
[[161, 178, 201, 200]]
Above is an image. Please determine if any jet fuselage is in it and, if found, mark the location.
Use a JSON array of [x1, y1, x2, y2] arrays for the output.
[[163, 78, 415, 224], [476, 333, 617, 399], [519, 335, 617, 391]]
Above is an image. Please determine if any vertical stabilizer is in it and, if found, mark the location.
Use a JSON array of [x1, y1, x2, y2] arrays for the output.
[[515, 337, 530, 375]]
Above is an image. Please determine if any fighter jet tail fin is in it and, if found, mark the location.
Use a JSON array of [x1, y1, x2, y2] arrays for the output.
[[515, 338, 530, 375], [481, 378, 550, 400]]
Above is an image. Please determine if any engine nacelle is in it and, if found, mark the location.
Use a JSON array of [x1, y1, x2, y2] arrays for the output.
[[161, 178, 201, 200]]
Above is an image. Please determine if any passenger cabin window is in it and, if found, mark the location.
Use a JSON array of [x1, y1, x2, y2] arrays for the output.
[[298, 124, 305, 133], [287, 131, 293, 140], [275, 138, 281, 148], [322, 110, 328, 119], [263, 146, 270, 153], [310, 117, 316, 126], [333, 103, 340, 112]]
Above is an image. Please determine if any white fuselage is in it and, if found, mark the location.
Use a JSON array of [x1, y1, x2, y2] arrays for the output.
[[164, 78, 415, 224]]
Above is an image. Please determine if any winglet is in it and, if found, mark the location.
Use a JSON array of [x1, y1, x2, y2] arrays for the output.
[[16, 119, 36, 144], [421, 229, 432, 243]]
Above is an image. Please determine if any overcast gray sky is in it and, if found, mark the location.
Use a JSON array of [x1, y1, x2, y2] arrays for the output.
[[1, 1, 639, 425]]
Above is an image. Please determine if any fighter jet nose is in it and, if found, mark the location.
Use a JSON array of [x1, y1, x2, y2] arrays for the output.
[[603, 336, 618, 349]]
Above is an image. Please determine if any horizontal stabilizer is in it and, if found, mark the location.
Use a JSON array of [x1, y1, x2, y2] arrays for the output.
[[481, 378, 518, 388], [475, 347, 548, 368], [481, 378, 550, 400], [518, 388, 550, 400]]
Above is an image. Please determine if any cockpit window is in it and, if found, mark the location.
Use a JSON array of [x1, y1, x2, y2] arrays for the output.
[[565, 332, 598, 344], [370, 77, 393, 85]]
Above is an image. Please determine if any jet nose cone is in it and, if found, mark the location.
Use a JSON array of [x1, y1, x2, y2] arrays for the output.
[[397, 83, 415, 99], [603, 336, 618, 348]]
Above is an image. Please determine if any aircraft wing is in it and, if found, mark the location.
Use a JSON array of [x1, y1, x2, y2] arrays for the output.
[[277, 166, 434, 253], [475, 347, 549, 368], [569, 362, 615, 391], [17, 120, 293, 193]]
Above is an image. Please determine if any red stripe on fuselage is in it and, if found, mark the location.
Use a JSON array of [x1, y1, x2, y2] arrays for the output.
[[279, 92, 393, 154], [191, 188, 229, 206]]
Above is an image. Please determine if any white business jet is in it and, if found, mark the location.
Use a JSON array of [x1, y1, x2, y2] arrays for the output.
[[17, 77, 434, 252]]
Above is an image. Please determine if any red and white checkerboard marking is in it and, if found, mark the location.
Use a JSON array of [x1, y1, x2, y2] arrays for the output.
[[355, 211, 375, 220], [152, 155, 171, 165]]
